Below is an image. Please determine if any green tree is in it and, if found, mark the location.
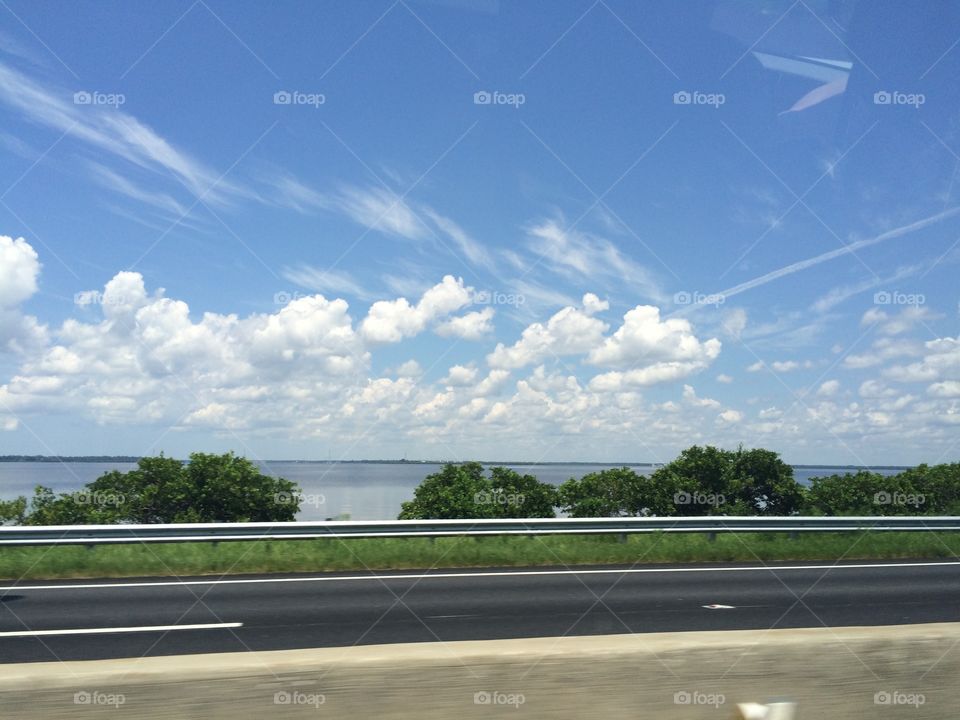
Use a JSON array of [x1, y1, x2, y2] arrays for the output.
[[398, 463, 558, 519], [726, 447, 805, 515], [558, 467, 671, 517], [804, 470, 917, 516], [650, 446, 733, 516], [398, 462, 492, 519], [19, 453, 300, 525], [0, 495, 27, 525], [488, 467, 557, 518]]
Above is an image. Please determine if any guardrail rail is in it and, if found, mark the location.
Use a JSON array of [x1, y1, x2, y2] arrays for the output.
[[1, 516, 959, 545]]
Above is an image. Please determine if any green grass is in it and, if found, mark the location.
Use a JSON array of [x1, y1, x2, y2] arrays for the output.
[[2, 531, 960, 580]]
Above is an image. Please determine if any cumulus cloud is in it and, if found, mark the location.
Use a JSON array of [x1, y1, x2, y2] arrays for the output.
[[0, 235, 40, 307], [861, 306, 938, 336], [487, 294, 609, 369], [747, 359, 812, 373], [585, 305, 720, 390], [885, 335, 960, 384], [587, 305, 720, 369], [0, 235, 46, 353], [817, 379, 841, 397], [928, 381, 960, 398], [435, 307, 495, 340], [718, 409, 743, 424], [443, 364, 478, 386], [360, 275, 472, 343], [4, 269, 368, 429]]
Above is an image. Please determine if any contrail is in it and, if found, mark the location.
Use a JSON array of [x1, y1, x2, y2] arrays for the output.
[[718, 206, 960, 300]]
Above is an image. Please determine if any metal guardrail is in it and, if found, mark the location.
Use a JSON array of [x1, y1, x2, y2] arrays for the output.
[[1, 516, 960, 545]]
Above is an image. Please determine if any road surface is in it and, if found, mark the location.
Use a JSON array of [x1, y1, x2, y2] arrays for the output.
[[1, 559, 958, 663]]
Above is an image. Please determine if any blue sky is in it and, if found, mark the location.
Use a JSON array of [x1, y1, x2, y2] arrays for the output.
[[1, 0, 959, 464]]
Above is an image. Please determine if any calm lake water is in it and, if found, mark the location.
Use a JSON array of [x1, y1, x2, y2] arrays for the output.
[[0, 462, 907, 521]]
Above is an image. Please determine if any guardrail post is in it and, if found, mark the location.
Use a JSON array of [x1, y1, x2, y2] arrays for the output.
[[617, 533, 627, 543], [706, 532, 717, 542]]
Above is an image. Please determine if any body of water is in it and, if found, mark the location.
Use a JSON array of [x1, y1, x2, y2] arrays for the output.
[[0, 462, 908, 521]]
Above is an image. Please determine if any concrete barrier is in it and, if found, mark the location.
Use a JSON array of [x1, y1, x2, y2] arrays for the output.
[[1, 623, 957, 718]]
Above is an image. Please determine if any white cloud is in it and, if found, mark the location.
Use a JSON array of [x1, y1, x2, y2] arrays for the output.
[[720, 307, 748, 338], [421, 208, 494, 270], [525, 219, 664, 302], [716, 373, 734, 384], [361, 275, 472, 343], [718, 409, 743, 424], [747, 359, 812, 373], [861, 305, 938, 336], [0, 235, 46, 354], [586, 306, 721, 391], [682, 384, 720, 408], [473, 369, 510, 396], [443, 364, 478, 386], [859, 380, 897, 398], [817, 379, 841, 397], [434, 307, 495, 340], [844, 336, 922, 369], [587, 305, 721, 369], [885, 335, 960, 384], [928, 381, 960, 398], [0, 235, 40, 307], [487, 294, 609, 369], [282, 265, 376, 301], [335, 185, 427, 240], [396, 360, 423, 378], [0, 61, 249, 207]]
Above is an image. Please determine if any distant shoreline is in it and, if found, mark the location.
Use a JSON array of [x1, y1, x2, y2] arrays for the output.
[[0, 456, 913, 470]]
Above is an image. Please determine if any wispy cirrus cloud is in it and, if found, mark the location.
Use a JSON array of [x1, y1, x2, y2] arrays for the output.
[[0, 60, 253, 207], [524, 218, 666, 303], [281, 265, 378, 302]]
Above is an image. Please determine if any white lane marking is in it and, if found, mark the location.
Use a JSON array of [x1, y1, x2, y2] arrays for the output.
[[702, 604, 736, 609], [1, 561, 958, 593], [0, 622, 242, 638]]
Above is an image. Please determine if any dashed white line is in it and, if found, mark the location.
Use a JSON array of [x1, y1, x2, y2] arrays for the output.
[[0, 622, 243, 638]]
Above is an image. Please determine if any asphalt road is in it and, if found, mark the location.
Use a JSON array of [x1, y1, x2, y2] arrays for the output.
[[2, 559, 959, 663]]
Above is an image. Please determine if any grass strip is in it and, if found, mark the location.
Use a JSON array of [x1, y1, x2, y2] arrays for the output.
[[1, 531, 959, 581]]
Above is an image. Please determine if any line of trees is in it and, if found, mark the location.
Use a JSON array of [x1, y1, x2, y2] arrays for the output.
[[397, 446, 960, 519], [0, 453, 301, 525], [3, 445, 959, 525]]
